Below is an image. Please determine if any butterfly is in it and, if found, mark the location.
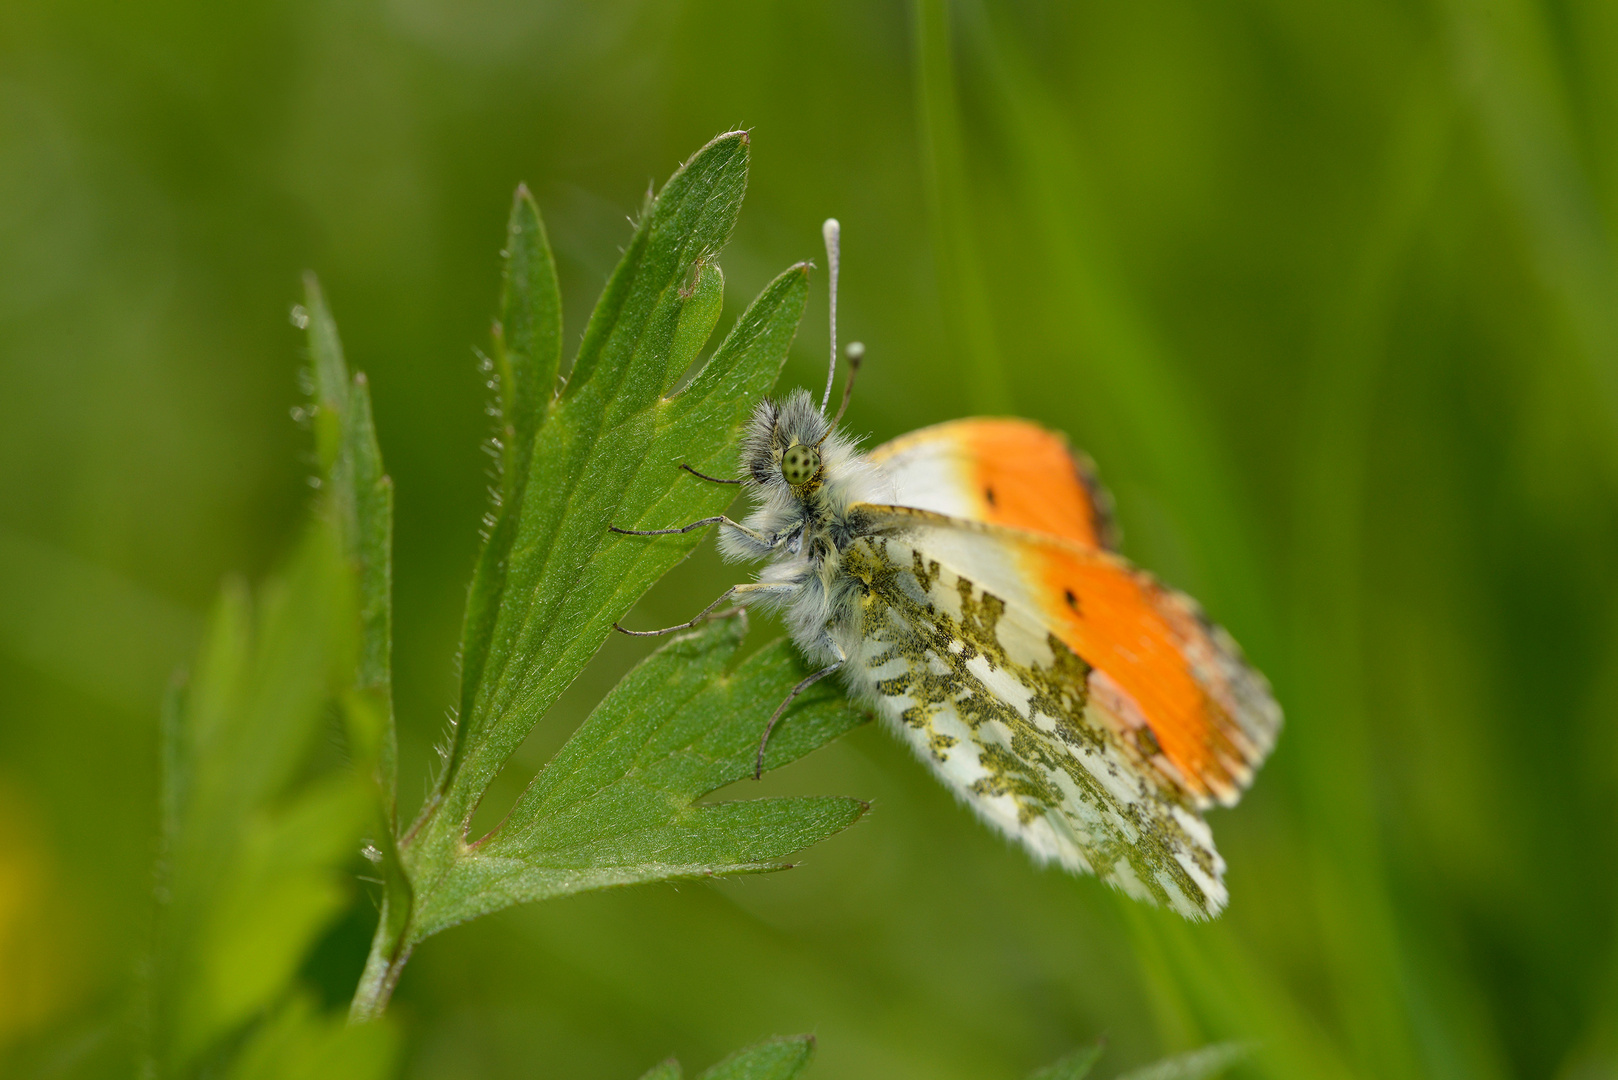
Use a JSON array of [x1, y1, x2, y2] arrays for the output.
[[612, 221, 1281, 918]]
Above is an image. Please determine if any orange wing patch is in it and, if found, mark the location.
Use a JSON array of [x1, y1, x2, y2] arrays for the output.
[[870, 419, 1118, 550], [1029, 545, 1265, 805], [960, 420, 1117, 549]]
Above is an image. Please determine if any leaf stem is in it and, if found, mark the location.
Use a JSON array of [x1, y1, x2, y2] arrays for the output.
[[349, 898, 413, 1024]]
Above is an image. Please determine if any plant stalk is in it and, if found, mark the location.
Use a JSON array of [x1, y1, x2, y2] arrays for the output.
[[349, 891, 413, 1023]]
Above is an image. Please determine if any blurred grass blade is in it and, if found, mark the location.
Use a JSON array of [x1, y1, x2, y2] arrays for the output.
[[409, 617, 866, 939], [0, 525, 200, 712], [1443, 0, 1618, 468], [696, 1034, 816, 1080], [911, 0, 1010, 412], [633, 1036, 816, 1080], [1025, 1044, 1101, 1080], [1113, 1043, 1247, 1080]]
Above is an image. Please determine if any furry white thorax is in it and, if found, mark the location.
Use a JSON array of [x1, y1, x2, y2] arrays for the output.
[[717, 388, 893, 667]]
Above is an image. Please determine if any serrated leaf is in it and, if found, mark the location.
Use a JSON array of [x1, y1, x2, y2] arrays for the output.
[[409, 617, 866, 938], [350, 132, 867, 1019], [696, 1035, 816, 1080], [432, 132, 773, 832], [566, 131, 749, 400], [458, 186, 563, 749], [1114, 1043, 1249, 1080], [1027, 1044, 1104, 1080], [637, 1060, 683, 1080]]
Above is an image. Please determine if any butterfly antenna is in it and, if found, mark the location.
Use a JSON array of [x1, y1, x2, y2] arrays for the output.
[[819, 217, 840, 414], [830, 341, 864, 426]]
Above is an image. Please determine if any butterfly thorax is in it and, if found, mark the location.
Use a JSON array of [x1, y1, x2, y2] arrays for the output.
[[717, 389, 892, 664]]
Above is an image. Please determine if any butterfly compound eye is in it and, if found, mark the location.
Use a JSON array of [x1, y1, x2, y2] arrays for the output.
[[781, 443, 821, 486]]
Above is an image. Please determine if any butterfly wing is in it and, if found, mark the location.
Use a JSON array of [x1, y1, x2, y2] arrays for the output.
[[837, 505, 1281, 916], [854, 504, 1281, 807], [868, 418, 1119, 550], [838, 529, 1231, 917]]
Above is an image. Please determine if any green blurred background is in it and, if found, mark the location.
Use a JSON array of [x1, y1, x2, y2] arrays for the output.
[[3, 0, 1617, 1077]]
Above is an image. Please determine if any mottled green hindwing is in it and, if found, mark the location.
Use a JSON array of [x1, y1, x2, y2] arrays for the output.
[[842, 535, 1227, 918]]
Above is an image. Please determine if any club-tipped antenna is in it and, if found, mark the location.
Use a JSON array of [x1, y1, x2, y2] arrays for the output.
[[831, 342, 864, 426], [820, 218, 840, 414]]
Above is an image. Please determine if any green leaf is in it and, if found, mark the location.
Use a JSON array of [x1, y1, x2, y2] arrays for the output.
[[194, 772, 372, 1048], [496, 182, 563, 464], [1114, 1044, 1249, 1080], [409, 616, 867, 938], [349, 131, 867, 1019], [302, 274, 396, 818], [634, 1036, 814, 1080], [148, 524, 370, 1075], [1027, 1044, 1103, 1080], [225, 995, 398, 1080], [432, 255, 809, 824], [696, 1035, 816, 1080], [432, 131, 769, 830], [671, 260, 726, 379], [148, 280, 406, 1065], [566, 130, 749, 399], [457, 186, 564, 753], [301, 278, 412, 1027]]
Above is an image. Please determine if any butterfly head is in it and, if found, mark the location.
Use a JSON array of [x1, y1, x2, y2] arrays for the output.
[[742, 388, 830, 492], [717, 219, 884, 566], [781, 442, 822, 487]]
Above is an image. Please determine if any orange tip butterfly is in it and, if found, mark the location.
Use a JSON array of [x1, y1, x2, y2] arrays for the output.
[[612, 219, 1282, 919]]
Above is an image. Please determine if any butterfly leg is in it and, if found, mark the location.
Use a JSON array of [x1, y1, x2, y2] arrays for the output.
[[678, 463, 744, 484], [754, 639, 848, 779], [613, 581, 792, 638], [609, 515, 776, 547]]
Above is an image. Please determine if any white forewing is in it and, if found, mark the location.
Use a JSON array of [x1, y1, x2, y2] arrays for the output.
[[864, 426, 980, 520]]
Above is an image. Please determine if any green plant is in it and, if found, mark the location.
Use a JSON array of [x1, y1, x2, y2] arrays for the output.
[[135, 129, 1261, 1080], [349, 129, 869, 1019], [141, 132, 870, 1078]]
